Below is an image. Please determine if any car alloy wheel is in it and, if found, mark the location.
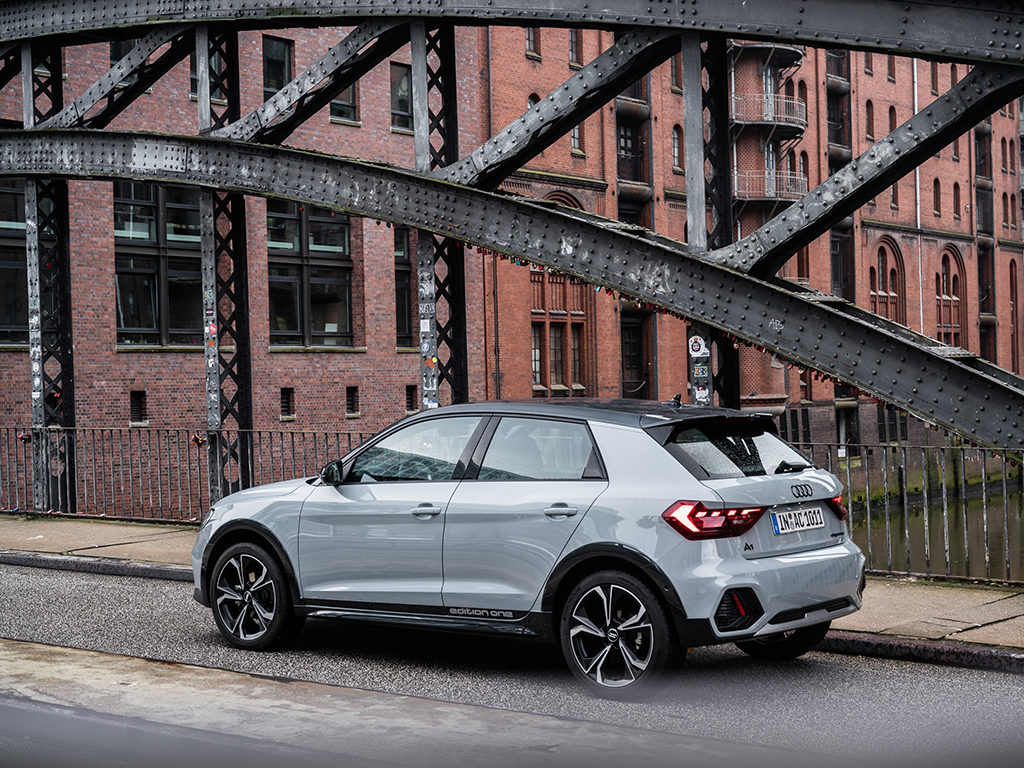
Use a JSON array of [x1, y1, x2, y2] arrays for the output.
[[560, 570, 670, 697], [210, 542, 296, 649], [734, 620, 831, 661]]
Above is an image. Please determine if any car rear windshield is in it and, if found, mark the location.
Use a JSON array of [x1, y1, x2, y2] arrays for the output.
[[663, 420, 809, 480]]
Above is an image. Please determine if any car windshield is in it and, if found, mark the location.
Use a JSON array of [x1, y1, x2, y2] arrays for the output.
[[663, 420, 809, 479]]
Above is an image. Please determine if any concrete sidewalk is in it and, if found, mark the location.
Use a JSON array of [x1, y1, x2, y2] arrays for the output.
[[1, 513, 1022, 672]]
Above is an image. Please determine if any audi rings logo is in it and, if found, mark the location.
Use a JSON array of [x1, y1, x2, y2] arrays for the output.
[[791, 483, 814, 498]]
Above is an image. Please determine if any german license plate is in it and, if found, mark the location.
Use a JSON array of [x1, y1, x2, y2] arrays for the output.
[[770, 507, 825, 535]]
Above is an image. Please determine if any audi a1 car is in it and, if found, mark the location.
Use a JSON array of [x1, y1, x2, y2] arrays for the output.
[[192, 399, 865, 696]]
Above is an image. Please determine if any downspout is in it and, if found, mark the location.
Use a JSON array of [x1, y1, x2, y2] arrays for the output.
[[914, 59, 925, 333], [485, 26, 502, 398]]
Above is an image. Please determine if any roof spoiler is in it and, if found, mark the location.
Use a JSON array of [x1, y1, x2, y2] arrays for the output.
[[641, 412, 778, 445]]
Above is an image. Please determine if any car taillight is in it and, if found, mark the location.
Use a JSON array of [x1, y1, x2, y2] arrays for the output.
[[662, 501, 767, 540], [827, 495, 849, 521]]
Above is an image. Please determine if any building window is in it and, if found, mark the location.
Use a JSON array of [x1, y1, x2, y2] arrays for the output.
[[268, 201, 353, 346], [865, 100, 874, 141], [799, 151, 809, 183], [569, 28, 582, 66], [887, 54, 896, 81], [1011, 140, 1018, 174], [330, 84, 357, 123], [0, 178, 26, 344], [189, 48, 226, 100], [549, 324, 565, 396], [672, 125, 683, 170], [930, 60, 939, 94], [953, 135, 961, 161], [570, 123, 583, 154], [936, 252, 964, 346], [405, 383, 418, 412], [869, 245, 905, 323], [863, 51, 873, 74], [394, 227, 414, 347], [953, 183, 961, 220], [951, 64, 958, 85], [110, 38, 139, 85], [670, 52, 682, 90], [1002, 137, 1009, 172], [526, 28, 540, 58], [531, 323, 544, 395], [280, 387, 294, 419], [346, 385, 359, 416], [571, 324, 583, 393], [262, 36, 292, 102], [1013, 194, 1019, 229], [390, 63, 412, 131], [114, 182, 202, 345], [1003, 192, 1010, 228], [933, 179, 942, 216], [129, 390, 147, 424], [528, 93, 540, 110]]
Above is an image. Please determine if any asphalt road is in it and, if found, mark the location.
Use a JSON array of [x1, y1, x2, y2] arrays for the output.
[[1, 564, 1022, 768]]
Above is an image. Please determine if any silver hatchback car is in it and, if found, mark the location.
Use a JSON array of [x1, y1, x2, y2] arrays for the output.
[[193, 399, 865, 696]]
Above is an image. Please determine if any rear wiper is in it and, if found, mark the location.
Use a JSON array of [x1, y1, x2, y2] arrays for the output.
[[775, 460, 812, 474]]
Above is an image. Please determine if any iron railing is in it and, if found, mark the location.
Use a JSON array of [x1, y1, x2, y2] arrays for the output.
[[733, 170, 809, 200], [731, 94, 808, 129], [0, 426, 372, 521], [2, 428, 1020, 584], [792, 442, 1023, 584]]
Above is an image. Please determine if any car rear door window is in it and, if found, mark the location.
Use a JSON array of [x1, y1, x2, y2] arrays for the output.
[[349, 416, 481, 482], [478, 417, 600, 480], [665, 421, 808, 479]]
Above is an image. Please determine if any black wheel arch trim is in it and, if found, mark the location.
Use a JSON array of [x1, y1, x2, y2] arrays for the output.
[[200, 520, 301, 607], [542, 543, 687, 619]]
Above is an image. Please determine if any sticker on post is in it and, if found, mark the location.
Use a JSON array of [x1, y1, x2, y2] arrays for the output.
[[688, 335, 710, 358]]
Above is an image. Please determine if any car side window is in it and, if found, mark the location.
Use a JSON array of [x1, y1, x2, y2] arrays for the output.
[[348, 416, 482, 483], [478, 417, 598, 481]]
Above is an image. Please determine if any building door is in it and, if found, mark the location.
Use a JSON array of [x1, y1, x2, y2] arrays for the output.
[[620, 316, 648, 399]]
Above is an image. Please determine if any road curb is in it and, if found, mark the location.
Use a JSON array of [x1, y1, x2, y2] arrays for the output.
[[821, 629, 1024, 674], [0, 550, 192, 582]]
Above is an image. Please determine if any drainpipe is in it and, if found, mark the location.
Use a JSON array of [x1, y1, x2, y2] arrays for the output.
[[485, 26, 502, 399], [914, 59, 925, 333]]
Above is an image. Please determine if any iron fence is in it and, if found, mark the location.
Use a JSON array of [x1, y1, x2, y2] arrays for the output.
[[2, 428, 1021, 584], [0, 427, 372, 522], [793, 442, 1023, 584]]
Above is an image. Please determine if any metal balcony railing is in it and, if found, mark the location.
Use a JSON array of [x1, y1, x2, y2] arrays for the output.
[[733, 170, 809, 200], [617, 150, 647, 183], [731, 94, 808, 129]]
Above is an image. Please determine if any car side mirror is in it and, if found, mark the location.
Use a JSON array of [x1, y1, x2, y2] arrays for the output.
[[320, 460, 346, 485]]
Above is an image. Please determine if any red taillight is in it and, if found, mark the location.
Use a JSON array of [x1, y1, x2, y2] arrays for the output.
[[827, 495, 849, 521], [662, 501, 767, 540]]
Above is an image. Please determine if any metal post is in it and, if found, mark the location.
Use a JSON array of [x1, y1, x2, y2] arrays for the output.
[[411, 22, 467, 408], [197, 27, 252, 501], [22, 40, 75, 513]]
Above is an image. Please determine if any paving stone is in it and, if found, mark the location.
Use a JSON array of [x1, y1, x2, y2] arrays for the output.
[[949, 616, 1024, 647], [935, 593, 1024, 627]]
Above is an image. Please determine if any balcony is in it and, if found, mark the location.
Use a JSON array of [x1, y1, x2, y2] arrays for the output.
[[731, 94, 807, 137], [617, 150, 647, 184], [825, 50, 851, 95], [729, 40, 805, 68], [733, 170, 809, 201]]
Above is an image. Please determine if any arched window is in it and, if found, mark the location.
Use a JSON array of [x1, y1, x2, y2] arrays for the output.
[[785, 79, 795, 100], [1002, 137, 1008, 172], [887, 55, 896, 81], [865, 100, 875, 140], [672, 125, 683, 169], [1012, 261, 1021, 373], [933, 179, 942, 216], [799, 151, 809, 182], [937, 251, 965, 346], [787, 151, 796, 175], [1003, 192, 1010, 227], [871, 242, 905, 323], [528, 93, 540, 109], [1012, 139, 1018, 173], [951, 64, 958, 85], [888, 106, 897, 132], [953, 135, 961, 160], [930, 60, 939, 94], [1013, 194, 1019, 229], [953, 183, 961, 220], [798, 80, 807, 105]]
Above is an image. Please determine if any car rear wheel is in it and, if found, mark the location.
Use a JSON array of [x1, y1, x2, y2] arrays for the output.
[[559, 570, 671, 698], [734, 621, 830, 661], [210, 542, 300, 650]]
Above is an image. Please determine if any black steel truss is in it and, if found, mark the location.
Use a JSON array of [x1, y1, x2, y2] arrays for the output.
[[216, 20, 410, 143], [4, 2, 1024, 69], [440, 28, 679, 191], [4, 130, 1024, 449], [39, 25, 193, 129]]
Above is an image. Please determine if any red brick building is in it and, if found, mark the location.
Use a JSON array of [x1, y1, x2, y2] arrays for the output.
[[1, 26, 1021, 450]]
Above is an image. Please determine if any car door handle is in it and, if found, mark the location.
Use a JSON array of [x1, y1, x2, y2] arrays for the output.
[[544, 505, 578, 519], [411, 504, 442, 519]]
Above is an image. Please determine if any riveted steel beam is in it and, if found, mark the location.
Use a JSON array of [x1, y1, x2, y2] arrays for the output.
[[0, 43, 20, 91], [38, 25, 193, 129], [214, 19, 409, 143], [713, 62, 1024, 277], [3, 2, 1024, 67], [2, 130, 1024, 449], [440, 27, 680, 190]]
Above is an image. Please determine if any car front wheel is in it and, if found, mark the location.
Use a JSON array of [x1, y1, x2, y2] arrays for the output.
[[734, 621, 831, 661], [559, 570, 671, 698], [210, 542, 299, 649]]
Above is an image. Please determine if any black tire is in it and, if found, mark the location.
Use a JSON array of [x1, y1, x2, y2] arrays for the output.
[[734, 621, 831, 661], [559, 570, 672, 699], [209, 542, 300, 650]]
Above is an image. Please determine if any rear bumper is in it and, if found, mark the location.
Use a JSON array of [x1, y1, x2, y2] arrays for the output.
[[659, 538, 865, 644]]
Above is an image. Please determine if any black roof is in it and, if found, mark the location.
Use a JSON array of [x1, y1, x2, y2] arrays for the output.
[[417, 398, 775, 430]]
